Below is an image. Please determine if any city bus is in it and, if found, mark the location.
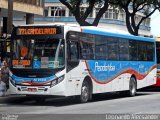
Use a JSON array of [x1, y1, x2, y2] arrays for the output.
[[9, 23, 157, 103]]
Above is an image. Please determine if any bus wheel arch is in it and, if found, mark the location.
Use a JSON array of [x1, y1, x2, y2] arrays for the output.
[[79, 76, 93, 103], [128, 75, 137, 97]]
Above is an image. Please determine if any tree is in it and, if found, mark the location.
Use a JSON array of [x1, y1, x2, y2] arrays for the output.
[[59, 0, 109, 26], [59, 0, 160, 35], [109, 0, 160, 36]]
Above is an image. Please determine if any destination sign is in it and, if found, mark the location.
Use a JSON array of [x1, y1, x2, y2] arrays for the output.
[[16, 27, 61, 35], [12, 60, 31, 66]]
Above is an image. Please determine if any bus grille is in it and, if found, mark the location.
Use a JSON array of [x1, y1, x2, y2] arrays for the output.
[[20, 86, 46, 91]]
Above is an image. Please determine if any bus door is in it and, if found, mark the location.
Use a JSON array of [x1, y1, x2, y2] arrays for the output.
[[66, 40, 80, 95]]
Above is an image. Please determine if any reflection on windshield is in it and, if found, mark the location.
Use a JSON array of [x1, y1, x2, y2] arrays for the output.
[[12, 38, 65, 69]]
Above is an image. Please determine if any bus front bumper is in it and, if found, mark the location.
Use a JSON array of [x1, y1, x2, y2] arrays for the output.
[[9, 80, 66, 96]]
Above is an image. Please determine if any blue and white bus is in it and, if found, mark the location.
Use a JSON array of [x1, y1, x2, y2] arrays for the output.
[[9, 23, 157, 102]]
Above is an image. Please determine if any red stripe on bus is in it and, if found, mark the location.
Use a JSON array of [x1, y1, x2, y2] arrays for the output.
[[84, 60, 156, 84]]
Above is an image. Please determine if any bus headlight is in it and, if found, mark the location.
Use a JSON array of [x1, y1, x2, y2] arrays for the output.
[[50, 75, 65, 87], [10, 77, 16, 87]]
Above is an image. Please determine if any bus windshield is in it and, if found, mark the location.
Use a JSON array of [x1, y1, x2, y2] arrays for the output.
[[12, 38, 65, 69]]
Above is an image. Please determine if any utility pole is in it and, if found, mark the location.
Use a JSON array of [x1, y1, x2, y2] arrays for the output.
[[7, 0, 13, 35]]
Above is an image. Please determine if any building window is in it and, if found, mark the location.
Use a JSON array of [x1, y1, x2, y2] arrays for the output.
[[118, 10, 125, 21], [145, 18, 150, 26], [44, 8, 48, 17], [113, 9, 118, 20], [109, 9, 113, 19], [97, 9, 119, 20], [51, 7, 65, 17], [104, 9, 118, 19]]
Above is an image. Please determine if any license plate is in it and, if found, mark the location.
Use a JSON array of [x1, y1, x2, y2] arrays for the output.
[[27, 88, 37, 92]]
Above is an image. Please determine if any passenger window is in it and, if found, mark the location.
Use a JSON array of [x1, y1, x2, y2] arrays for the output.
[[119, 38, 129, 60], [68, 41, 79, 61], [108, 37, 119, 60], [129, 40, 138, 61], [95, 36, 108, 60]]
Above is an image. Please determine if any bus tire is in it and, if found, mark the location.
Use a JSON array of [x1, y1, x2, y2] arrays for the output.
[[79, 80, 90, 103], [127, 77, 137, 97]]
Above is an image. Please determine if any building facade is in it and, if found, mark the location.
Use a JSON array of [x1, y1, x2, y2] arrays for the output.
[[0, 0, 44, 36], [10, 0, 151, 36], [0, 0, 44, 60], [41, 0, 150, 36]]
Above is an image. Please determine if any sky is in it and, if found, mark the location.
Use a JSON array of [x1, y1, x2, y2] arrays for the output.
[[151, 10, 160, 37]]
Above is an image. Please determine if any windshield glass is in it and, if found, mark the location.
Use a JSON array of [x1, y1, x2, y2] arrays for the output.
[[12, 38, 65, 69]]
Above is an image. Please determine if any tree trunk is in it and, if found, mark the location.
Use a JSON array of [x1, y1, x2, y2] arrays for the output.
[[125, 11, 138, 36]]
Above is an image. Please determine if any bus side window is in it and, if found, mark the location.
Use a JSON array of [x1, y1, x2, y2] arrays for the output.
[[68, 41, 79, 61]]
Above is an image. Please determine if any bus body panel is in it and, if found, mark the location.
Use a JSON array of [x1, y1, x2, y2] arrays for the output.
[[66, 60, 156, 96], [154, 69, 160, 86], [84, 60, 156, 93]]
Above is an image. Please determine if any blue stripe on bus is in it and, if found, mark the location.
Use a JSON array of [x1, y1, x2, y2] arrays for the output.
[[12, 75, 56, 84], [83, 28, 154, 42]]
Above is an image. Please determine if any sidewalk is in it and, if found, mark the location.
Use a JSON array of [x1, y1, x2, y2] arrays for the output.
[[0, 80, 6, 96], [0, 89, 10, 98], [0, 93, 26, 104], [0, 95, 28, 106]]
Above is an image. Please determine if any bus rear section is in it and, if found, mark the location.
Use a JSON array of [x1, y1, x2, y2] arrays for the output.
[[155, 40, 160, 86]]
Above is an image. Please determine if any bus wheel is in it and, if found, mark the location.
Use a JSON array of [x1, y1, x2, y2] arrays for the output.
[[128, 77, 137, 97], [80, 80, 90, 103]]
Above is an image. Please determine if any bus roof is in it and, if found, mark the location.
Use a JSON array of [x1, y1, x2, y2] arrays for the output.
[[82, 26, 154, 42]]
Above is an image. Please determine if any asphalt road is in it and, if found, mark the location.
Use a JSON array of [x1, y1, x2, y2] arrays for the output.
[[0, 88, 160, 120]]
